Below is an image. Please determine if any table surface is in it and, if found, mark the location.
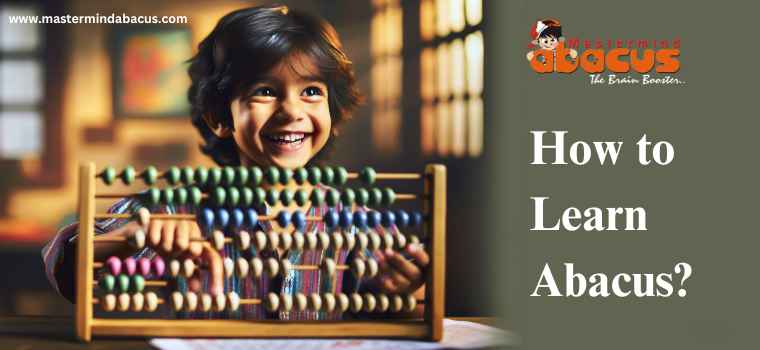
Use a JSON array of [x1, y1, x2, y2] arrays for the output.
[[0, 316, 504, 349]]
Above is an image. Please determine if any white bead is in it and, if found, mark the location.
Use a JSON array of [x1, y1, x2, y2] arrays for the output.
[[250, 257, 263, 278], [343, 232, 356, 251], [132, 292, 145, 312], [214, 293, 226, 312], [200, 293, 212, 312], [185, 292, 198, 312], [266, 257, 279, 279], [280, 293, 293, 312], [118, 293, 131, 312], [305, 233, 318, 250], [409, 235, 420, 245], [349, 293, 363, 313], [236, 257, 249, 278], [254, 231, 267, 250], [382, 233, 394, 250], [267, 231, 280, 251], [169, 259, 181, 277], [223, 257, 234, 278], [363, 293, 376, 312], [368, 232, 381, 251], [265, 292, 279, 312], [238, 230, 251, 250], [323, 293, 336, 312], [355, 232, 368, 251], [130, 229, 146, 249], [295, 293, 307, 311], [331, 232, 344, 250], [171, 291, 184, 312], [391, 294, 404, 312], [145, 292, 158, 312], [366, 258, 379, 278], [322, 258, 336, 278], [280, 259, 292, 278], [213, 230, 226, 251], [376, 293, 389, 312], [317, 232, 330, 250], [292, 232, 305, 251], [337, 293, 350, 312], [351, 258, 366, 279], [280, 232, 293, 250], [136, 207, 151, 230], [309, 293, 322, 311], [102, 294, 116, 312], [395, 233, 407, 249], [227, 292, 240, 311], [182, 259, 196, 278], [405, 294, 417, 312]]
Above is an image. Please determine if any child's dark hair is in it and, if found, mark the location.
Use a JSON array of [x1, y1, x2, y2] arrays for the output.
[[539, 19, 562, 39], [187, 5, 362, 166]]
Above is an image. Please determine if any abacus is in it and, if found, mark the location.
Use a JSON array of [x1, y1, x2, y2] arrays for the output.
[[75, 163, 446, 342]]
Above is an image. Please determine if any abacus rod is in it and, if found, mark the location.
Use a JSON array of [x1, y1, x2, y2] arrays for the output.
[[347, 172, 421, 180], [91, 297, 262, 304], [94, 193, 419, 200], [92, 261, 350, 271], [92, 280, 167, 287]]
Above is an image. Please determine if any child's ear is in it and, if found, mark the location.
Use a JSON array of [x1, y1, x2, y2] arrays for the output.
[[202, 113, 233, 138], [531, 39, 538, 45]]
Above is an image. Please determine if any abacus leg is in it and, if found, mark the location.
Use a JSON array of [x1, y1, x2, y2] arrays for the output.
[[424, 164, 446, 341], [77, 163, 96, 342]]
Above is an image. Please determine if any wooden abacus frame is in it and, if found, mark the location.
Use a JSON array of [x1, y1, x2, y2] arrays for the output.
[[75, 162, 446, 342]]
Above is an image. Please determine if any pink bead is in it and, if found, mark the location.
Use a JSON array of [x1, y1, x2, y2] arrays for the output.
[[106, 256, 121, 276], [152, 256, 165, 277], [138, 257, 151, 276], [124, 257, 137, 276]]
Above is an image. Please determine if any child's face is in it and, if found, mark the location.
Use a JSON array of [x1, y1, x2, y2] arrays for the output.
[[538, 35, 559, 50], [229, 55, 332, 169]]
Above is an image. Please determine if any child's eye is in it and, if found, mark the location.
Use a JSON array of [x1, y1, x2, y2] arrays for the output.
[[302, 86, 324, 97], [252, 87, 276, 97]]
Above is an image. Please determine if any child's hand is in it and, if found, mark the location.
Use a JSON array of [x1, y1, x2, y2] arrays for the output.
[[373, 243, 429, 294]]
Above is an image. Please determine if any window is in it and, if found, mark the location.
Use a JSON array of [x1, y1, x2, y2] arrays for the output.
[[420, 0, 483, 157], [370, 0, 403, 154]]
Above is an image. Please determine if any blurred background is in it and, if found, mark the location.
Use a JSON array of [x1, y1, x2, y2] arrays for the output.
[[0, 0, 489, 318]]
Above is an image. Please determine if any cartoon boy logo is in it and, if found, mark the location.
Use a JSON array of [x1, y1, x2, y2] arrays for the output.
[[526, 18, 577, 67]]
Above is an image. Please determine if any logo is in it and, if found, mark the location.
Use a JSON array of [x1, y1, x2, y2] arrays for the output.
[[526, 18, 684, 86]]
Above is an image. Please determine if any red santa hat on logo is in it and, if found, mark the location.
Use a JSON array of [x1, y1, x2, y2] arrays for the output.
[[529, 18, 561, 48]]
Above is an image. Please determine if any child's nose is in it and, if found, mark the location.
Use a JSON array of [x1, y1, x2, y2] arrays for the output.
[[275, 97, 306, 122]]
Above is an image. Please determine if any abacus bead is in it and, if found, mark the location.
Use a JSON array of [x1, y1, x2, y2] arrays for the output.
[[223, 257, 234, 278], [213, 187, 226, 207], [253, 187, 266, 206], [334, 166, 348, 186], [355, 188, 369, 206], [265, 257, 279, 278], [146, 292, 159, 312], [164, 166, 181, 185], [337, 293, 350, 312], [381, 210, 396, 228], [171, 292, 184, 312], [222, 166, 236, 186], [138, 257, 151, 276], [228, 292, 240, 311], [169, 260, 181, 277], [231, 208, 244, 229], [146, 188, 161, 207], [350, 293, 363, 313], [323, 293, 337, 312], [162, 188, 174, 205], [322, 167, 335, 185], [339, 208, 353, 229], [294, 189, 308, 206], [200, 293, 212, 312], [200, 208, 214, 229], [132, 275, 145, 293], [121, 166, 136, 185], [99, 274, 115, 292], [185, 292, 198, 312], [241, 187, 253, 206], [118, 293, 131, 312], [355, 232, 369, 251], [236, 166, 249, 186], [276, 210, 291, 228], [238, 230, 251, 250], [265, 189, 279, 206], [322, 258, 336, 278], [189, 187, 202, 206], [405, 294, 417, 312], [381, 188, 396, 206], [367, 258, 379, 278], [368, 232, 382, 251], [152, 256, 165, 277], [325, 189, 340, 207], [293, 167, 308, 184], [368, 188, 383, 207], [265, 292, 279, 312], [213, 230, 226, 251], [280, 259, 292, 278], [295, 293, 308, 311], [343, 232, 356, 251], [142, 166, 158, 185], [310, 189, 325, 206], [175, 187, 188, 205], [351, 258, 366, 278], [363, 293, 376, 312], [129, 229, 146, 249], [215, 209, 230, 229], [194, 166, 208, 185], [353, 210, 368, 230], [391, 294, 404, 312], [106, 256, 122, 276], [249, 166, 263, 186], [292, 210, 306, 232], [395, 233, 407, 249], [208, 167, 222, 186], [395, 210, 410, 227], [227, 187, 240, 207], [265, 166, 280, 185], [279, 232, 293, 250], [117, 274, 130, 293], [340, 188, 355, 206], [251, 257, 263, 278], [254, 231, 267, 251], [132, 293, 145, 312], [323, 209, 339, 229], [236, 257, 249, 278], [377, 293, 389, 312], [317, 232, 330, 250], [331, 232, 344, 250], [367, 210, 382, 228], [359, 167, 376, 185], [293, 232, 305, 250], [305, 233, 318, 250], [182, 259, 196, 278], [102, 294, 116, 312], [382, 233, 395, 250], [307, 166, 322, 185], [181, 166, 194, 185], [279, 189, 294, 206], [100, 166, 116, 185], [309, 293, 323, 311], [246, 208, 258, 228], [410, 211, 423, 227], [279, 168, 293, 185], [124, 257, 137, 276]]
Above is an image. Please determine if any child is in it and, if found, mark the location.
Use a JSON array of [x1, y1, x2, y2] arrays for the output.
[[42, 5, 428, 320], [525, 18, 577, 63]]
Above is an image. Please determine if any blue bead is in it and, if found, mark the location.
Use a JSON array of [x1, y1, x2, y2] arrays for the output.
[[216, 208, 230, 229], [200, 208, 214, 229], [246, 208, 258, 228], [395, 209, 410, 228], [367, 211, 381, 228], [292, 210, 306, 232], [353, 210, 368, 230], [230, 208, 244, 229], [381, 211, 396, 228], [276, 210, 291, 228], [323, 209, 339, 229], [339, 208, 353, 229], [410, 211, 423, 227]]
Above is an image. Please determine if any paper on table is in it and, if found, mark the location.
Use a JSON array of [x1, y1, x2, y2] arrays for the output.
[[149, 319, 516, 350]]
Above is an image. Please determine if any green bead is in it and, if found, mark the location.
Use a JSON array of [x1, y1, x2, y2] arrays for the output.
[[241, 187, 254, 206], [236, 166, 249, 186], [194, 167, 208, 186], [222, 166, 236, 186], [266, 189, 279, 206], [227, 187, 240, 207], [265, 167, 280, 185], [99, 274, 115, 292], [322, 166, 335, 185], [325, 188, 340, 207], [100, 166, 116, 185], [162, 188, 174, 205], [355, 188, 370, 206], [213, 187, 226, 207], [360, 167, 376, 185], [253, 188, 266, 206], [341, 188, 356, 206], [189, 187, 202, 206], [368, 188, 383, 207], [279, 168, 293, 185], [121, 166, 136, 185], [293, 168, 308, 185], [294, 189, 308, 206], [175, 187, 188, 205], [249, 166, 263, 186], [334, 166, 348, 186], [132, 275, 145, 293], [117, 274, 130, 293], [381, 187, 396, 206], [308, 166, 322, 185], [181, 166, 194, 185], [310, 189, 325, 206], [146, 188, 161, 206], [279, 189, 294, 206], [142, 166, 158, 185], [208, 168, 222, 186], [165, 166, 181, 185]]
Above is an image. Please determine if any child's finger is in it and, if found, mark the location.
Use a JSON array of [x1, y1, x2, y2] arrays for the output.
[[387, 250, 421, 282], [148, 219, 164, 247], [187, 276, 202, 293], [201, 243, 224, 296], [175, 220, 190, 252], [379, 276, 400, 294], [405, 244, 430, 267], [160, 220, 176, 254], [374, 250, 390, 271], [188, 223, 203, 257], [388, 269, 412, 292]]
